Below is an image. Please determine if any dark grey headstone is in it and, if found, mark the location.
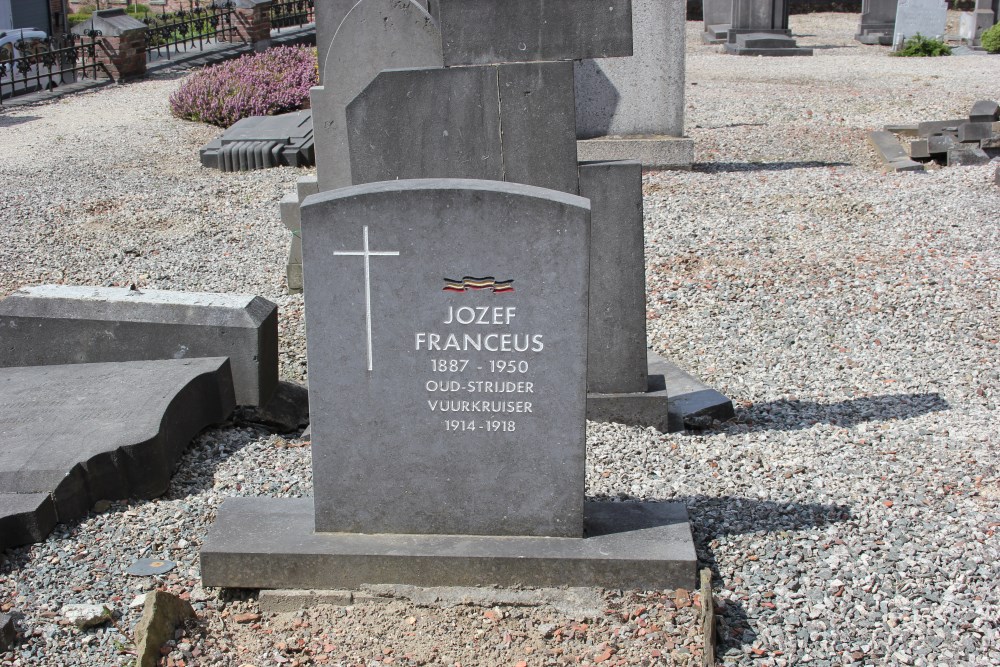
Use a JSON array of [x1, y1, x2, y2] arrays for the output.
[[969, 100, 1000, 123], [346, 63, 579, 194], [300, 179, 590, 538], [579, 161, 647, 394], [0, 286, 278, 407], [436, 0, 632, 66], [724, 0, 811, 56], [311, 0, 443, 191], [0, 358, 235, 550]]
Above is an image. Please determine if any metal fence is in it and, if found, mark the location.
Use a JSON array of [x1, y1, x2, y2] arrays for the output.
[[144, 1, 242, 62], [0, 32, 109, 105], [270, 0, 315, 32]]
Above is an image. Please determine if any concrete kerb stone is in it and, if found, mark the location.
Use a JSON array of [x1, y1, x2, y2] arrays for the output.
[[0, 285, 278, 407], [868, 130, 926, 172]]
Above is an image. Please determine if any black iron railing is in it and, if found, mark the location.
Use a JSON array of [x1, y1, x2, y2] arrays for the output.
[[0, 32, 108, 104], [144, 1, 241, 62], [270, 0, 315, 32]]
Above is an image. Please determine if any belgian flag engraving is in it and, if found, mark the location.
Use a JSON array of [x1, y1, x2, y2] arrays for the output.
[[442, 277, 515, 293]]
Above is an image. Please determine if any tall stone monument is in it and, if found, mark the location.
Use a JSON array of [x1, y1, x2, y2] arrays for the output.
[[203, 0, 699, 590], [958, 0, 997, 46]]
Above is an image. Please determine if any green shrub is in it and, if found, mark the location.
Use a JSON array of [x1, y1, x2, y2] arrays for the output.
[[892, 34, 952, 57], [982, 23, 1000, 53]]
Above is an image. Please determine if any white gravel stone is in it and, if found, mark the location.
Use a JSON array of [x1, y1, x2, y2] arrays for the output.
[[0, 12, 997, 667]]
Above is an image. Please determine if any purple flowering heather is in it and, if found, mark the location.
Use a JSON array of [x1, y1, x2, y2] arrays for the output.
[[169, 46, 318, 128]]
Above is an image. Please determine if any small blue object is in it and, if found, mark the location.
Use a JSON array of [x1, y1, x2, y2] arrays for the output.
[[125, 558, 176, 576]]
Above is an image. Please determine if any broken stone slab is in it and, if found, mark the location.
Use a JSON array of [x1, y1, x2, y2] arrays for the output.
[[61, 604, 112, 629], [970, 100, 1000, 123], [0, 285, 277, 406], [200, 111, 314, 172], [947, 145, 991, 166], [236, 380, 309, 433], [0, 613, 15, 650], [359, 584, 606, 617], [885, 123, 920, 136], [0, 358, 235, 550], [909, 139, 931, 159], [927, 134, 957, 157], [133, 591, 196, 667], [957, 121, 994, 143], [258, 589, 355, 613], [869, 130, 925, 172], [917, 120, 965, 138]]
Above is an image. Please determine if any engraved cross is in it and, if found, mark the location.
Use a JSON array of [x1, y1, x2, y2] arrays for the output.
[[334, 226, 399, 372]]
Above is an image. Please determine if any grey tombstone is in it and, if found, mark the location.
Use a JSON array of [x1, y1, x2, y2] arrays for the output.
[[303, 179, 590, 537], [311, 0, 444, 192], [202, 179, 698, 588], [345, 62, 579, 194], [724, 0, 812, 56], [703, 0, 734, 43], [893, 0, 948, 44], [0, 286, 278, 407], [435, 0, 632, 66], [574, 0, 694, 169], [958, 0, 996, 46], [856, 0, 897, 45], [0, 358, 235, 550]]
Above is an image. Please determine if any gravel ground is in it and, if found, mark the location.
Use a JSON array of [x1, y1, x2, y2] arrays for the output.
[[1, 12, 999, 667]]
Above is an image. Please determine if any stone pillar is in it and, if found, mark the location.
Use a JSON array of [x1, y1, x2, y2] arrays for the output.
[[228, 0, 273, 52], [70, 9, 148, 81]]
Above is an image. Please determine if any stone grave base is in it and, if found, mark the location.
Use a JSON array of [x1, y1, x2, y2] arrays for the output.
[[576, 137, 694, 170], [201, 498, 697, 590], [586, 350, 735, 432], [725, 32, 813, 57], [702, 24, 730, 43]]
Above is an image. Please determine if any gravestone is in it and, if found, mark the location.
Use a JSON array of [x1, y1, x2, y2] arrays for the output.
[[0, 358, 235, 550], [703, 0, 734, 42], [574, 0, 694, 169], [0, 285, 278, 407], [856, 0, 897, 45], [202, 180, 697, 587], [959, 0, 997, 46], [724, 0, 812, 56], [893, 0, 948, 45]]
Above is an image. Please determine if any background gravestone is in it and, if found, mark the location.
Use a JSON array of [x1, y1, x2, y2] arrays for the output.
[[703, 0, 734, 42], [893, 0, 948, 44], [856, 0, 897, 45], [724, 0, 812, 56]]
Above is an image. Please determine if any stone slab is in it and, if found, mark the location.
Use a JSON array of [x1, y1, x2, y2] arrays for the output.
[[894, 0, 948, 42], [869, 130, 910, 163], [259, 589, 355, 612], [725, 32, 813, 56], [435, 0, 633, 67], [576, 137, 694, 169], [970, 100, 1000, 123], [884, 124, 920, 136], [311, 0, 443, 191], [0, 492, 55, 551], [280, 192, 301, 232], [0, 612, 13, 650], [703, 23, 731, 43], [0, 358, 235, 550], [0, 285, 277, 407], [200, 497, 697, 590], [296, 175, 319, 201], [200, 111, 314, 171], [579, 161, 647, 394], [586, 350, 736, 432], [947, 145, 991, 166], [958, 121, 994, 143], [575, 0, 687, 139], [703, 0, 734, 41], [917, 119, 964, 137], [927, 134, 957, 155], [301, 179, 590, 538], [346, 63, 579, 194]]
